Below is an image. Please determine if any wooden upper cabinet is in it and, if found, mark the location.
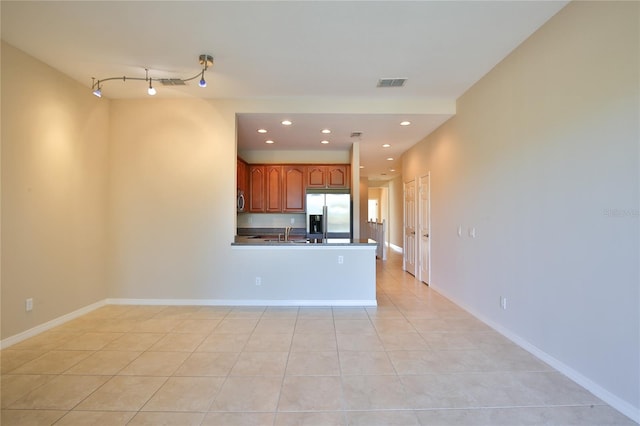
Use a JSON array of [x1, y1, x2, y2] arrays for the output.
[[248, 165, 265, 212], [246, 163, 349, 213], [283, 165, 306, 212], [237, 157, 248, 193], [327, 165, 350, 188], [306, 165, 327, 188], [265, 165, 282, 213], [306, 165, 350, 189]]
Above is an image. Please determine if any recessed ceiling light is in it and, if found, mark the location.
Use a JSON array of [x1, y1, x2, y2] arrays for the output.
[[257, 129, 267, 134], [320, 140, 329, 144], [360, 166, 364, 169], [281, 120, 292, 126], [386, 157, 394, 161], [321, 129, 331, 134], [400, 121, 411, 126], [382, 144, 391, 148], [390, 169, 396, 172], [265, 140, 274, 144]]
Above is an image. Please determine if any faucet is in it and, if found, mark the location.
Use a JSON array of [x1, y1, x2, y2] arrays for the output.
[[285, 226, 292, 241]]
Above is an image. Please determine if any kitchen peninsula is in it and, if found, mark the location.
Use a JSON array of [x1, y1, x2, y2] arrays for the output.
[[231, 237, 377, 306], [234, 157, 376, 306]]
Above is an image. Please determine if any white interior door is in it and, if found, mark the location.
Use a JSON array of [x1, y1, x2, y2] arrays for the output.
[[419, 174, 431, 285], [403, 180, 416, 276]]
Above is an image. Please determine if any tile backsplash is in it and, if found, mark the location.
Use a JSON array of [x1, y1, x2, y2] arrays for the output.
[[237, 213, 306, 228]]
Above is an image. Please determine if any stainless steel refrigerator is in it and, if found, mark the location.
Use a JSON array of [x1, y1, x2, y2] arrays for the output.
[[306, 190, 352, 239]]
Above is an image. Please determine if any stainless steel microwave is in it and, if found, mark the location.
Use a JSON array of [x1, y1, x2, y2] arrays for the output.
[[237, 190, 245, 212]]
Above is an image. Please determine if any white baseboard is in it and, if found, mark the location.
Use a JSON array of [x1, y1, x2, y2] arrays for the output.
[[0, 299, 108, 349], [389, 243, 403, 253], [429, 283, 640, 424], [107, 298, 377, 307]]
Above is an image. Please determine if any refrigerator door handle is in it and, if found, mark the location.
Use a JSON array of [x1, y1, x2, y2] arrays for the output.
[[322, 205, 328, 240]]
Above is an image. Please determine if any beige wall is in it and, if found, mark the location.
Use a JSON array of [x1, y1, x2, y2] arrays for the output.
[[367, 188, 382, 221], [359, 177, 369, 238], [1, 42, 110, 338], [238, 150, 349, 164], [402, 1, 638, 416], [388, 176, 404, 249], [108, 98, 237, 298]]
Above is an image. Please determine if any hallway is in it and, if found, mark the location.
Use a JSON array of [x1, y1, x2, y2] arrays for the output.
[[0, 251, 634, 425]]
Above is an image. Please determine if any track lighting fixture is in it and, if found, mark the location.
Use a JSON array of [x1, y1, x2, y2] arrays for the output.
[[91, 79, 102, 98], [90, 54, 214, 98], [197, 54, 212, 88]]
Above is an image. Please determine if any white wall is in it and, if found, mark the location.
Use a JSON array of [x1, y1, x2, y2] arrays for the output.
[[230, 246, 376, 304], [1, 42, 110, 339], [402, 1, 639, 419]]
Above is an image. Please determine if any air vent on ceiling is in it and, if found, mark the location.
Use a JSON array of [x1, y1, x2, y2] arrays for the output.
[[377, 78, 407, 88], [350, 131, 363, 138], [160, 78, 187, 86]]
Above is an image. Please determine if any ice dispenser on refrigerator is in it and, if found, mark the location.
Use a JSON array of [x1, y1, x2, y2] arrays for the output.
[[309, 215, 323, 235]]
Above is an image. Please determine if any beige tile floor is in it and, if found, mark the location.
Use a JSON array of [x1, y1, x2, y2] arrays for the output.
[[1, 252, 635, 425]]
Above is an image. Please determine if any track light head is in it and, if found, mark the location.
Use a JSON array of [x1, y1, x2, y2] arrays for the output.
[[198, 71, 207, 88], [147, 80, 157, 96], [91, 78, 102, 97]]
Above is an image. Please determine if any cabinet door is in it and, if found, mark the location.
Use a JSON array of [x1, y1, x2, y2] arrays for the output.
[[306, 165, 326, 188], [266, 165, 282, 213], [248, 165, 265, 212], [283, 165, 305, 212], [327, 165, 350, 188], [237, 158, 247, 193]]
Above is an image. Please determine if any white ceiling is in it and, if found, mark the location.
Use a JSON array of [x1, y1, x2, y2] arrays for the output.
[[1, 1, 567, 180]]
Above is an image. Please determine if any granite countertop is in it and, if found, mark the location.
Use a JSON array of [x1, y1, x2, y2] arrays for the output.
[[232, 235, 377, 246]]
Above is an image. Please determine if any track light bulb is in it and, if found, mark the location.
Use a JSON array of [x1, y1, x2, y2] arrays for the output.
[[199, 71, 207, 88], [147, 80, 156, 96], [92, 88, 102, 98]]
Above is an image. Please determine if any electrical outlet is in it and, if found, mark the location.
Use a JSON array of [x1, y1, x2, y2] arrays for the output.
[[290, 218, 295, 224], [500, 296, 507, 310], [255, 277, 262, 286], [25, 298, 33, 312], [338, 255, 344, 264]]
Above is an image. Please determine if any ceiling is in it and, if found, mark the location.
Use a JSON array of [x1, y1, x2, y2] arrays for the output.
[[1, 1, 567, 180]]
